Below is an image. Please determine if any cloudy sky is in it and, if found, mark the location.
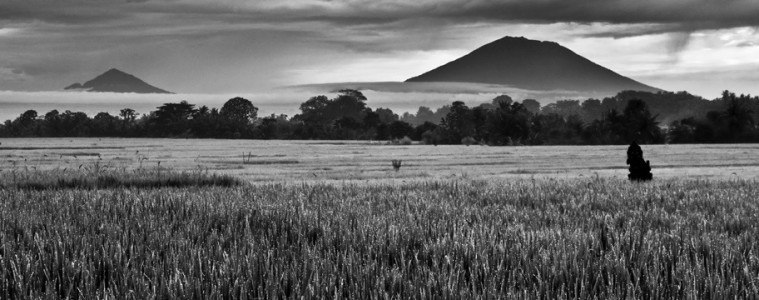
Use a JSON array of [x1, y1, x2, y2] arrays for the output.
[[1, 0, 758, 98]]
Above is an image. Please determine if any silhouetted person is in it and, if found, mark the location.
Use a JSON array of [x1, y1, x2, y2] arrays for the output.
[[627, 141, 652, 181]]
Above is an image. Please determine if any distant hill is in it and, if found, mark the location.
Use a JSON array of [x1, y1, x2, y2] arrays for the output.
[[406, 36, 661, 94], [65, 68, 172, 94]]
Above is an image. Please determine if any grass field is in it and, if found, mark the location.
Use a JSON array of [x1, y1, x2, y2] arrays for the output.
[[2, 138, 759, 182], [1, 138, 759, 298]]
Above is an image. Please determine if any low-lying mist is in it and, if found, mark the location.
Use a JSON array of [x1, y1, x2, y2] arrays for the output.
[[0, 82, 598, 122]]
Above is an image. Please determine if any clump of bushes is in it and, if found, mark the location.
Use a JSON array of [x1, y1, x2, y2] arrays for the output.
[[1, 167, 244, 190], [421, 130, 442, 146], [388, 136, 413, 145], [391, 159, 402, 172], [461, 136, 476, 146]]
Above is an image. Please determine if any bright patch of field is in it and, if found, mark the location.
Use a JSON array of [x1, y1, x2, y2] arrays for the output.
[[1, 138, 759, 182]]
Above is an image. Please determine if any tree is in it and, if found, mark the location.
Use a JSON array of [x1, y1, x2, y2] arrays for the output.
[[92, 112, 120, 136], [374, 108, 398, 124], [155, 101, 197, 123], [195, 106, 210, 118], [388, 121, 414, 139], [542, 100, 581, 118], [118, 108, 138, 136], [440, 101, 474, 144], [401, 106, 437, 126], [581, 109, 626, 144], [623, 99, 663, 144], [220, 97, 258, 124], [151, 101, 197, 137], [486, 101, 532, 145], [19, 110, 38, 126], [12, 110, 40, 136], [415, 106, 435, 124], [413, 121, 438, 141], [470, 106, 490, 141], [291, 90, 370, 139], [668, 118, 698, 143], [330, 89, 368, 122], [521, 99, 541, 114], [363, 110, 381, 130], [58, 111, 91, 136], [491, 95, 513, 108], [580, 99, 604, 122], [217, 97, 259, 138], [43, 110, 62, 136], [336, 89, 367, 101], [119, 108, 137, 122], [256, 114, 293, 140], [721, 91, 754, 138], [296, 95, 330, 124]]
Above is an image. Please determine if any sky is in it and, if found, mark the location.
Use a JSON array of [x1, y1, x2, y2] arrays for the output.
[[1, 0, 759, 99]]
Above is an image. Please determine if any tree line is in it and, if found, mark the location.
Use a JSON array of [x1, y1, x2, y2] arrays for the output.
[[1, 89, 757, 145]]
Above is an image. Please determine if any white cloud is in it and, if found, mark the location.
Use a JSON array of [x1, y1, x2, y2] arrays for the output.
[[0, 27, 21, 37], [0, 67, 28, 82]]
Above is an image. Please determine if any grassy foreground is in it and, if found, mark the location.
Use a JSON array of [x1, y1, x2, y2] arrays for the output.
[[1, 172, 758, 298]]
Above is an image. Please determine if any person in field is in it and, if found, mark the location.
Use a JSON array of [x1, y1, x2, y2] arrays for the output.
[[627, 141, 653, 181]]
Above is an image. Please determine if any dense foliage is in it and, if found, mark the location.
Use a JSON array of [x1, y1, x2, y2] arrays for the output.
[[1, 169, 758, 298], [2, 90, 758, 144]]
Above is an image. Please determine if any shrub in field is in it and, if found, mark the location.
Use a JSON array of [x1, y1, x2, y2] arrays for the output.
[[461, 136, 476, 146], [387, 136, 413, 145], [421, 130, 441, 146], [391, 159, 402, 171]]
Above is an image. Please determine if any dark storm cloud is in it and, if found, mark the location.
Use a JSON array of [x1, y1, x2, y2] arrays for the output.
[[212, 0, 759, 54], [1, 0, 755, 57], [0, 1, 132, 25], [202, 0, 759, 30], [4, 0, 759, 29], [432, 0, 759, 27]]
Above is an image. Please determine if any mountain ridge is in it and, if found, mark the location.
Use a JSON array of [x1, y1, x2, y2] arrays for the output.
[[406, 36, 661, 94], [65, 68, 172, 94]]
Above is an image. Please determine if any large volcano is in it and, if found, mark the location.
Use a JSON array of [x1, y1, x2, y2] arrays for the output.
[[406, 36, 660, 94]]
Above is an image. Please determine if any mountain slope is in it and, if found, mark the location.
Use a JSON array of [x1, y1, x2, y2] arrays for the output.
[[406, 36, 660, 93], [65, 68, 172, 94]]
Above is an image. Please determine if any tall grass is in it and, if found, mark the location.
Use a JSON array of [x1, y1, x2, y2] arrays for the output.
[[0, 165, 242, 190], [1, 173, 758, 298]]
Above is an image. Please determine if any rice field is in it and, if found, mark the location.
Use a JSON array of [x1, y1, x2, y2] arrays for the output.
[[2, 138, 759, 183], [1, 138, 759, 298]]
